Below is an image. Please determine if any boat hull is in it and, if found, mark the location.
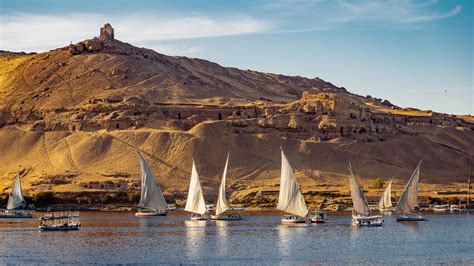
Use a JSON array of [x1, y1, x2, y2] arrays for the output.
[[0, 210, 33, 219], [308, 210, 327, 223], [39, 225, 79, 231], [211, 214, 242, 221], [135, 210, 167, 217], [352, 215, 384, 227], [281, 215, 307, 224], [396, 215, 428, 222]]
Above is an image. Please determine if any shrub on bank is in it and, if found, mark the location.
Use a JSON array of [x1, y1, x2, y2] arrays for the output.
[[33, 191, 55, 205]]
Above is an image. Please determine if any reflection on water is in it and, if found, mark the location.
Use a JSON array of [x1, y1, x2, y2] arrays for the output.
[[0, 212, 473, 264]]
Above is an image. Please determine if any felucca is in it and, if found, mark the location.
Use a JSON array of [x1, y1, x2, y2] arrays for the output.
[[0, 173, 33, 218], [348, 163, 383, 226], [184, 160, 208, 220], [276, 148, 308, 224], [395, 160, 428, 221], [211, 153, 243, 221], [378, 180, 393, 212], [135, 152, 168, 217]]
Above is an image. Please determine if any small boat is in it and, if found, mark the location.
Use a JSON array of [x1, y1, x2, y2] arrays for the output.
[[281, 215, 306, 224], [229, 205, 245, 212], [0, 210, 33, 218], [378, 180, 394, 212], [211, 152, 243, 221], [395, 161, 427, 222], [205, 204, 215, 213], [166, 204, 177, 211], [450, 205, 460, 212], [348, 163, 383, 227], [190, 213, 208, 221], [135, 152, 168, 217], [184, 159, 208, 220], [433, 204, 450, 212], [39, 211, 81, 231], [276, 148, 309, 224], [308, 210, 327, 223], [0, 174, 33, 218]]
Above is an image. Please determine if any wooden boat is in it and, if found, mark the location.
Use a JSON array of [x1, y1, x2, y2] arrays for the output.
[[395, 161, 427, 222], [276, 148, 309, 224], [1, 174, 33, 219], [184, 159, 208, 220], [135, 152, 168, 217], [348, 163, 383, 227], [211, 152, 244, 221]]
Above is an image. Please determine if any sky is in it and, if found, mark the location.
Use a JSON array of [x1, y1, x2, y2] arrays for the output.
[[0, 0, 472, 114]]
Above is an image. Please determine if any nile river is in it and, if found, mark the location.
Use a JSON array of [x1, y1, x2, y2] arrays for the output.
[[0, 211, 473, 264]]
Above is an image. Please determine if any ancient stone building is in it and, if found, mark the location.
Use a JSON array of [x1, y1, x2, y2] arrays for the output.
[[100, 23, 114, 41]]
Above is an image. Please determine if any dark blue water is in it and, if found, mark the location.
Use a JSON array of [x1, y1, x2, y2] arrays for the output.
[[0, 211, 473, 264]]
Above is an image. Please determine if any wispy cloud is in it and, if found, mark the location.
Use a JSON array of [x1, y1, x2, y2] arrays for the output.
[[0, 13, 272, 52]]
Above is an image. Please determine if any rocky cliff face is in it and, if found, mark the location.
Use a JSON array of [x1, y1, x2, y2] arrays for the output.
[[0, 34, 473, 205]]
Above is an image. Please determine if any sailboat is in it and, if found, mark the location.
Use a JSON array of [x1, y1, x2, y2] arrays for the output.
[[135, 152, 168, 217], [378, 180, 393, 212], [349, 163, 383, 227], [395, 160, 428, 221], [184, 160, 208, 220], [0, 173, 33, 218], [211, 152, 242, 221], [277, 148, 308, 224]]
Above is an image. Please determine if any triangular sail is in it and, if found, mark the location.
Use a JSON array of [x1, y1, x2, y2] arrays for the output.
[[378, 180, 393, 209], [184, 160, 207, 215], [7, 174, 26, 210], [395, 161, 422, 215], [276, 149, 308, 218], [215, 153, 230, 216], [137, 152, 167, 212], [348, 163, 371, 216]]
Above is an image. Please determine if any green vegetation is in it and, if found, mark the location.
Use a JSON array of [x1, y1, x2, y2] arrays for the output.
[[371, 178, 385, 189]]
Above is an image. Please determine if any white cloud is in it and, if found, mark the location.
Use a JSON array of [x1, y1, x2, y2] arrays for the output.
[[0, 13, 272, 52]]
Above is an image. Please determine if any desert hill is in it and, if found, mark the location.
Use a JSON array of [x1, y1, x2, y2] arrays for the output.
[[0, 24, 472, 208]]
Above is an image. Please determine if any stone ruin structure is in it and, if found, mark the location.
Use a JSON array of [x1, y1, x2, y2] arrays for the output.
[[69, 23, 114, 55], [99, 23, 114, 41]]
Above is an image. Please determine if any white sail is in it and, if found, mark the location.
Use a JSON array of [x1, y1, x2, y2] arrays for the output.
[[348, 163, 371, 216], [137, 152, 167, 212], [184, 160, 207, 215], [276, 149, 308, 218], [215, 153, 230, 216], [378, 180, 393, 209], [395, 161, 422, 215], [7, 174, 26, 210]]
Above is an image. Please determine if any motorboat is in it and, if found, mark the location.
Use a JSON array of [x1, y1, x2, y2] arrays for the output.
[[308, 210, 327, 223]]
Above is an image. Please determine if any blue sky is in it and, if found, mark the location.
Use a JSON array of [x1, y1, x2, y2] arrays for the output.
[[1, 0, 472, 114]]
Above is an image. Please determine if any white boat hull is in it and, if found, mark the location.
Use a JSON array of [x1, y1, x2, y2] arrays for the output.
[[135, 210, 167, 217], [211, 214, 242, 220], [190, 214, 208, 220], [352, 214, 383, 227], [281, 215, 307, 224], [308, 210, 327, 223]]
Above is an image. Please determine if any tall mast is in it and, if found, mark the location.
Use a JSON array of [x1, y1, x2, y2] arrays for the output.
[[468, 155, 472, 207]]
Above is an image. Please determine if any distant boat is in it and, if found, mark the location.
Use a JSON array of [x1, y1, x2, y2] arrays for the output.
[[39, 211, 80, 231], [276, 148, 308, 224], [378, 180, 393, 212], [184, 160, 208, 220], [211, 152, 242, 221], [135, 152, 168, 217], [0, 174, 33, 219], [394, 161, 428, 222], [348, 163, 383, 227], [433, 204, 450, 212]]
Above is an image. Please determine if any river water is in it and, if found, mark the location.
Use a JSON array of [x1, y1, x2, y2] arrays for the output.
[[0, 211, 473, 264]]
